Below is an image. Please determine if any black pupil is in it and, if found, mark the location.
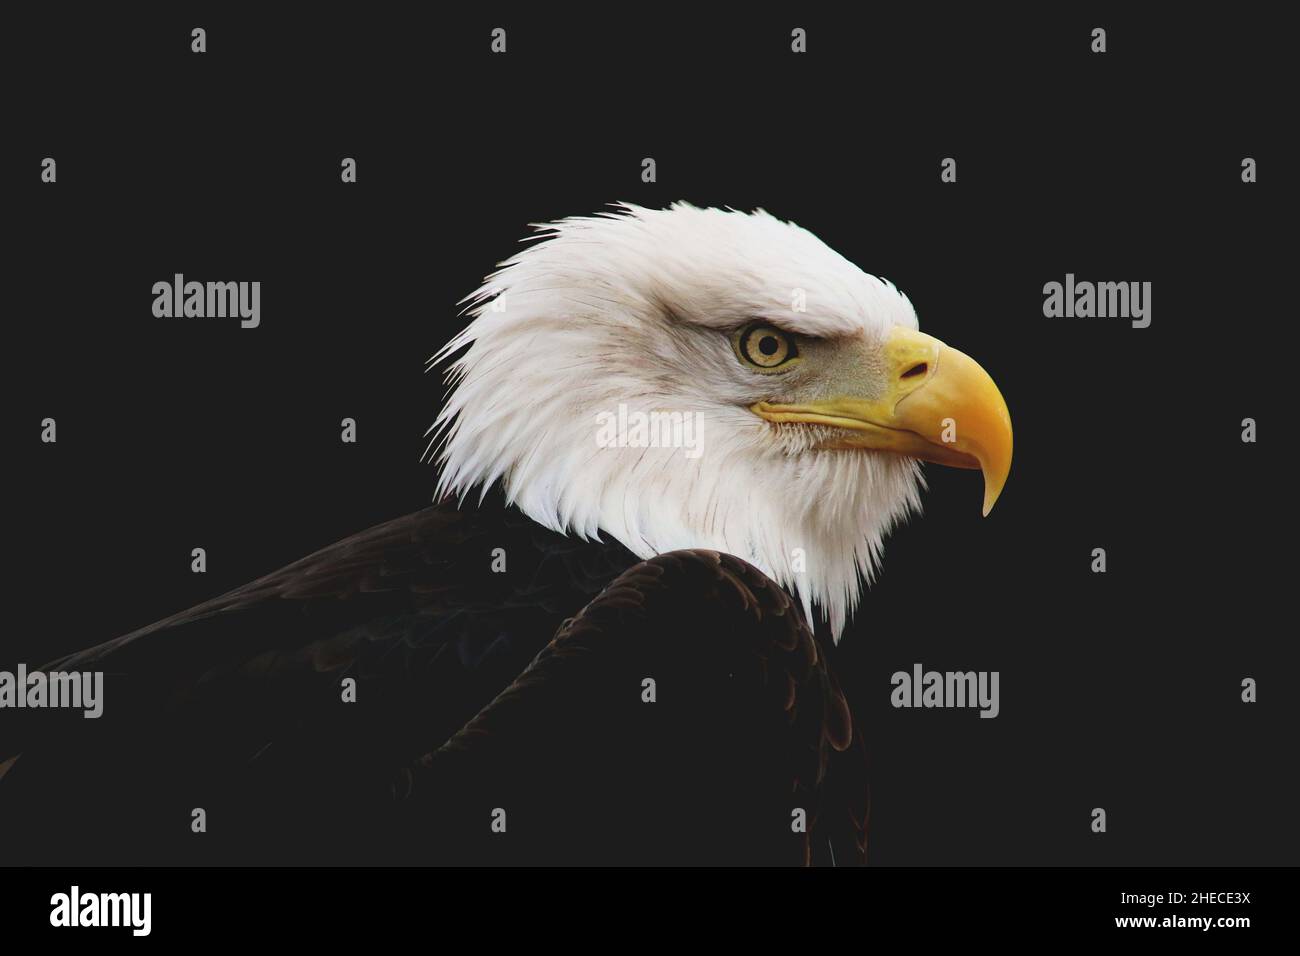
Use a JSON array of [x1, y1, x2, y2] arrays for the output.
[[758, 335, 780, 357]]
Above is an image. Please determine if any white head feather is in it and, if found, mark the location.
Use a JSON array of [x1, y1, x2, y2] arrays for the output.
[[428, 202, 926, 640]]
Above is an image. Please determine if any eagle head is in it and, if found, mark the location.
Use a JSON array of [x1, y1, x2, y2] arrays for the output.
[[429, 203, 1012, 640]]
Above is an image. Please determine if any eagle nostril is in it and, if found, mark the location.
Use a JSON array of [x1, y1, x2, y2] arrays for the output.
[[901, 362, 928, 380]]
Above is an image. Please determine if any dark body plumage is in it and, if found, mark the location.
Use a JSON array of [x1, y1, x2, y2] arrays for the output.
[[0, 493, 866, 865]]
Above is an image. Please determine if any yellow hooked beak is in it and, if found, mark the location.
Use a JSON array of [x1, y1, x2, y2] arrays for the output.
[[751, 326, 1013, 516]]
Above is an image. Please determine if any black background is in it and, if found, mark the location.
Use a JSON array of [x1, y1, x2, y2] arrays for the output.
[[4, 6, 1295, 867]]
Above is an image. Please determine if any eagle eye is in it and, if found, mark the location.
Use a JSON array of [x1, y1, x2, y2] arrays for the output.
[[735, 323, 798, 371]]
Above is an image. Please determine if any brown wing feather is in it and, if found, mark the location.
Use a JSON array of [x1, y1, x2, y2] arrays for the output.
[[398, 549, 868, 865]]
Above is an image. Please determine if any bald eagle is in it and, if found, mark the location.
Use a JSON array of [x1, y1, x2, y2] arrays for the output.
[[0, 204, 1011, 866]]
